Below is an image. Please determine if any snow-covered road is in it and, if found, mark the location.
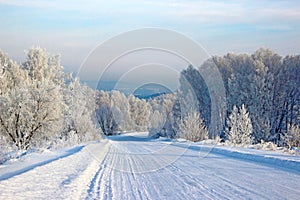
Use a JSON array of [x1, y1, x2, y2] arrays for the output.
[[1, 132, 300, 199]]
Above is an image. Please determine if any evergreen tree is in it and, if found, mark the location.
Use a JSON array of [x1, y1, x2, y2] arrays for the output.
[[226, 104, 253, 145]]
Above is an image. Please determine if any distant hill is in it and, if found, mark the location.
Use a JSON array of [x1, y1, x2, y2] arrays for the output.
[[133, 83, 172, 99], [82, 80, 172, 99]]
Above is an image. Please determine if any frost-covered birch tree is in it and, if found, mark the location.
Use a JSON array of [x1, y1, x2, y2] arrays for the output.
[[0, 48, 65, 150]]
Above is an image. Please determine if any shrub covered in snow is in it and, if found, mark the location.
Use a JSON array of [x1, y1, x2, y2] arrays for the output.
[[283, 124, 300, 148]]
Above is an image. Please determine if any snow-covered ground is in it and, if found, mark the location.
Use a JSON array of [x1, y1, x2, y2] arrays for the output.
[[0, 132, 300, 200]]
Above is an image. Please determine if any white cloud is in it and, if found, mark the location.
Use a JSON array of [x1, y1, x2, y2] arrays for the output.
[[1, 0, 299, 25]]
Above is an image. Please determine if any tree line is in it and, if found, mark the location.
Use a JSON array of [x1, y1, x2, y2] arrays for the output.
[[153, 49, 299, 147], [0, 47, 299, 155], [0, 47, 152, 153]]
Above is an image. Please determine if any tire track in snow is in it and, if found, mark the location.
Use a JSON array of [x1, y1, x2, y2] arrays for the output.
[[86, 150, 109, 199], [85, 134, 300, 200], [4, 133, 297, 199], [107, 143, 150, 200], [86, 144, 116, 200], [186, 152, 300, 199]]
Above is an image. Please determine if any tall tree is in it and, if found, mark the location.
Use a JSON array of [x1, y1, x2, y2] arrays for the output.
[[0, 48, 65, 150], [180, 65, 211, 127], [62, 77, 98, 141]]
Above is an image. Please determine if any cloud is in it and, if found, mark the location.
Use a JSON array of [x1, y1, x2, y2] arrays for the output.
[[1, 0, 299, 26], [160, 0, 300, 25]]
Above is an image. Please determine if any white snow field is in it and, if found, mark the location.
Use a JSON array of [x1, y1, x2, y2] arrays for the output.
[[0, 132, 300, 200]]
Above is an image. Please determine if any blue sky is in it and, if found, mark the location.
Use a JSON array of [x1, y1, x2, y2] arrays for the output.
[[0, 0, 300, 83]]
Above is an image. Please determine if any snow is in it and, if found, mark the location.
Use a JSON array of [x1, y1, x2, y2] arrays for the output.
[[0, 140, 110, 199], [1, 132, 300, 199], [0, 145, 84, 181]]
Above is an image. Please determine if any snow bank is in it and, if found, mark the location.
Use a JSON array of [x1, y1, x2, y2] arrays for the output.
[[209, 145, 300, 173], [0, 140, 111, 199], [0, 145, 84, 181], [159, 137, 300, 174]]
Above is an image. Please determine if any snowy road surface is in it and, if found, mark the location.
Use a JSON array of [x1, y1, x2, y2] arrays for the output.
[[0, 132, 300, 200]]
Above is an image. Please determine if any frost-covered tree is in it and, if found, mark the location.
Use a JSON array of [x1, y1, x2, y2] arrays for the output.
[[226, 105, 253, 145], [148, 110, 166, 137], [180, 65, 211, 127], [24, 47, 64, 86], [96, 105, 118, 135], [179, 112, 208, 142], [110, 91, 132, 131], [225, 106, 240, 144], [128, 94, 151, 131], [148, 93, 178, 138], [0, 48, 65, 150], [250, 49, 278, 142], [62, 77, 99, 142], [239, 105, 253, 145], [275, 55, 300, 141], [96, 91, 118, 135]]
